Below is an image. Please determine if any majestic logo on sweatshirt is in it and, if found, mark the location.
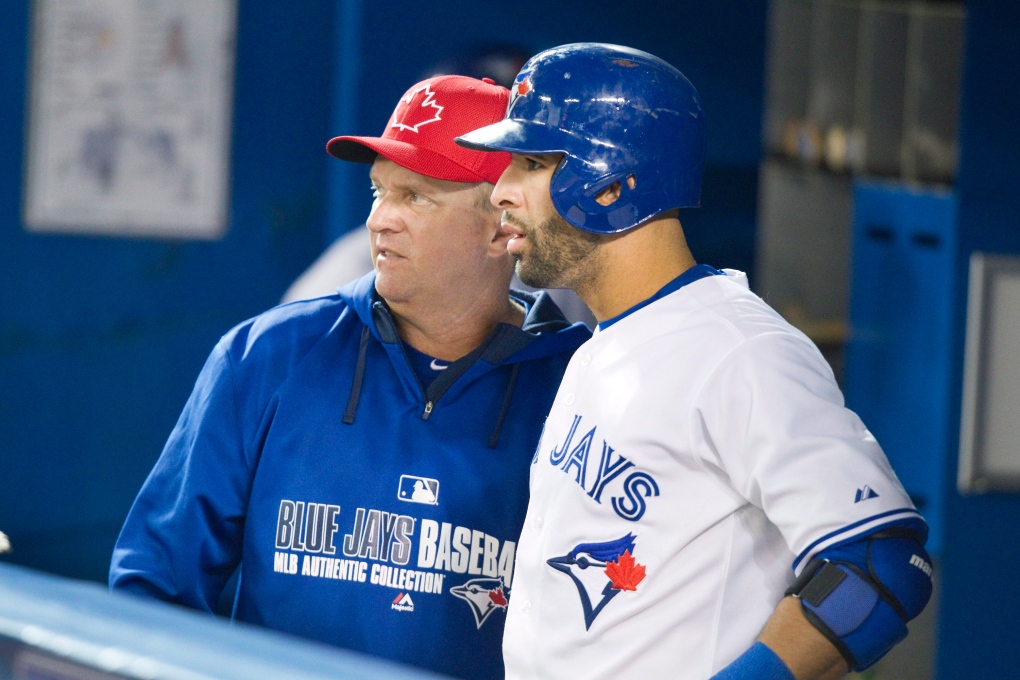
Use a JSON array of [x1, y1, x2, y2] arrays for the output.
[[450, 577, 509, 628], [391, 592, 415, 612], [398, 474, 439, 505], [547, 533, 646, 630]]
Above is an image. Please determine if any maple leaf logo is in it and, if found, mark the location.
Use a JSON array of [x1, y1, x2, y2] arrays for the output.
[[604, 549, 646, 591], [390, 84, 444, 133], [488, 587, 508, 607]]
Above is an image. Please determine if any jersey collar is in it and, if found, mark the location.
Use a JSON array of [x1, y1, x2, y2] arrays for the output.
[[597, 264, 724, 331]]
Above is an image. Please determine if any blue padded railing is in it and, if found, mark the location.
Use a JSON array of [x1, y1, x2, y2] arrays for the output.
[[0, 562, 447, 679]]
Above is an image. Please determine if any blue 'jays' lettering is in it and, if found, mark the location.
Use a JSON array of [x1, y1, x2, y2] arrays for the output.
[[548, 415, 659, 521]]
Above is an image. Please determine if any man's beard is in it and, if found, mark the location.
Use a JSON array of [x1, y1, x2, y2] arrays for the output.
[[507, 211, 605, 290]]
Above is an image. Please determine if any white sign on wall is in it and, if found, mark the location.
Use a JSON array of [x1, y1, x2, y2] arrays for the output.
[[23, 0, 237, 239]]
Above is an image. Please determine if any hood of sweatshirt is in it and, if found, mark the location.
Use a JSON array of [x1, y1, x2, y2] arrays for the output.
[[337, 272, 591, 366]]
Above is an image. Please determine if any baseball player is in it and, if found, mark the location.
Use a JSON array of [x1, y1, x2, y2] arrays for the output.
[[457, 44, 932, 679], [110, 75, 590, 679]]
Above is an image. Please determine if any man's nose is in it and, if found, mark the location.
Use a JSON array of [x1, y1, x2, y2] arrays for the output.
[[366, 196, 403, 233], [492, 172, 522, 210]]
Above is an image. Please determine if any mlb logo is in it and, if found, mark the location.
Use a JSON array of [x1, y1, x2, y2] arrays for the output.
[[398, 475, 439, 505]]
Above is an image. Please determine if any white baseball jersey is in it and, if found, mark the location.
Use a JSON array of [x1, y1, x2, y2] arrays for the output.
[[502, 269, 921, 680]]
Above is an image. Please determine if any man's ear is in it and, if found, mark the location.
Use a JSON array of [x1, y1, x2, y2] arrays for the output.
[[594, 175, 636, 207]]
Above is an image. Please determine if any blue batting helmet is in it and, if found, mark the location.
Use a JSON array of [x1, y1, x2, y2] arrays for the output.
[[456, 43, 705, 234]]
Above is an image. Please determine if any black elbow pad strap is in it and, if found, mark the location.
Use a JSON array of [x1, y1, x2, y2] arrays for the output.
[[787, 558, 908, 671]]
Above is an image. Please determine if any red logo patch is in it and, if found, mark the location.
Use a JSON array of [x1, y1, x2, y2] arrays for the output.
[[604, 549, 646, 591], [488, 587, 508, 607], [390, 84, 444, 133]]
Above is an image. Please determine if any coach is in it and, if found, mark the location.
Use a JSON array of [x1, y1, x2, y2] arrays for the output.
[[110, 75, 589, 680]]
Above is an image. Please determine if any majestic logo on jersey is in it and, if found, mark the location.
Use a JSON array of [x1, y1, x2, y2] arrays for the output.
[[398, 474, 439, 505], [390, 84, 444, 133], [909, 554, 933, 578], [508, 69, 533, 112], [547, 415, 661, 521], [547, 533, 646, 630], [450, 577, 509, 628], [391, 592, 415, 612], [854, 485, 880, 503]]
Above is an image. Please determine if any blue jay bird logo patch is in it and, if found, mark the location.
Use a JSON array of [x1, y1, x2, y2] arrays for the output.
[[450, 577, 509, 628], [547, 533, 646, 630]]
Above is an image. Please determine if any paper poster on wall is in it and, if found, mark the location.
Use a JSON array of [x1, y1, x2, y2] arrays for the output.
[[23, 0, 237, 239]]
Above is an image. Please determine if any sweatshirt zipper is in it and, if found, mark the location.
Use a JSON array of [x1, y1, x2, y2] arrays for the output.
[[423, 401, 434, 420]]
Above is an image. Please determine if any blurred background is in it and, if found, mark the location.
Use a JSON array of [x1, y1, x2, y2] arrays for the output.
[[1, 0, 1018, 678]]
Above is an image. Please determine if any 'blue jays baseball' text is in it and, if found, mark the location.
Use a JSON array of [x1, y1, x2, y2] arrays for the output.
[[271, 489, 516, 628], [546, 415, 661, 521]]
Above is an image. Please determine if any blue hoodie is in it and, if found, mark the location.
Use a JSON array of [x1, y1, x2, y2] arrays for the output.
[[110, 272, 590, 679]]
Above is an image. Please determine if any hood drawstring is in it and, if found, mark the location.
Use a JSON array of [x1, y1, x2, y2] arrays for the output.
[[342, 324, 371, 425], [488, 363, 520, 449]]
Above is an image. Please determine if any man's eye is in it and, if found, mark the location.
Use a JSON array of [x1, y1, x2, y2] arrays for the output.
[[526, 158, 542, 171], [410, 192, 428, 204]]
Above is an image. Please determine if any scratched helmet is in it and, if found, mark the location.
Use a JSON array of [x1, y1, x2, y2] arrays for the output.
[[456, 43, 705, 234]]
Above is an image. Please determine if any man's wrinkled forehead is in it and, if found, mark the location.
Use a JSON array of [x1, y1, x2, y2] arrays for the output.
[[369, 156, 479, 194]]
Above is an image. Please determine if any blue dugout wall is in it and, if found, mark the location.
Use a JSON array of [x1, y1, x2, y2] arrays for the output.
[[935, 1, 1020, 677], [1, 0, 768, 584], [0, 2, 336, 581]]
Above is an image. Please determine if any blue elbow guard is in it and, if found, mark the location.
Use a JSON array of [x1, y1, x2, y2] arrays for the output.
[[786, 528, 933, 671]]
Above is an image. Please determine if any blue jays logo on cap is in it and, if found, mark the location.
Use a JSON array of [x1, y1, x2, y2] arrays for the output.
[[547, 533, 646, 630], [450, 577, 509, 629], [508, 69, 533, 113], [397, 474, 439, 505]]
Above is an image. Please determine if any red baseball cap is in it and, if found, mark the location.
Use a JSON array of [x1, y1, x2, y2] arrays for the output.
[[327, 75, 511, 184]]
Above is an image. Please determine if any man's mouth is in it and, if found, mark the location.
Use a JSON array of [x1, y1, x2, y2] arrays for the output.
[[375, 245, 406, 263], [501, 214, 528, 254]]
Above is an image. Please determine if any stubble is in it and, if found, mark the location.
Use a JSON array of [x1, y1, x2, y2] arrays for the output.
[[506, 211, 606, 291]]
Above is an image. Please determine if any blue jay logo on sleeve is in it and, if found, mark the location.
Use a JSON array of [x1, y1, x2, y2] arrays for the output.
[[547, 534, 646, 630], [854, 485, 880, 503], [398, 475, 439, 505], [450, 577, 509, 629]]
